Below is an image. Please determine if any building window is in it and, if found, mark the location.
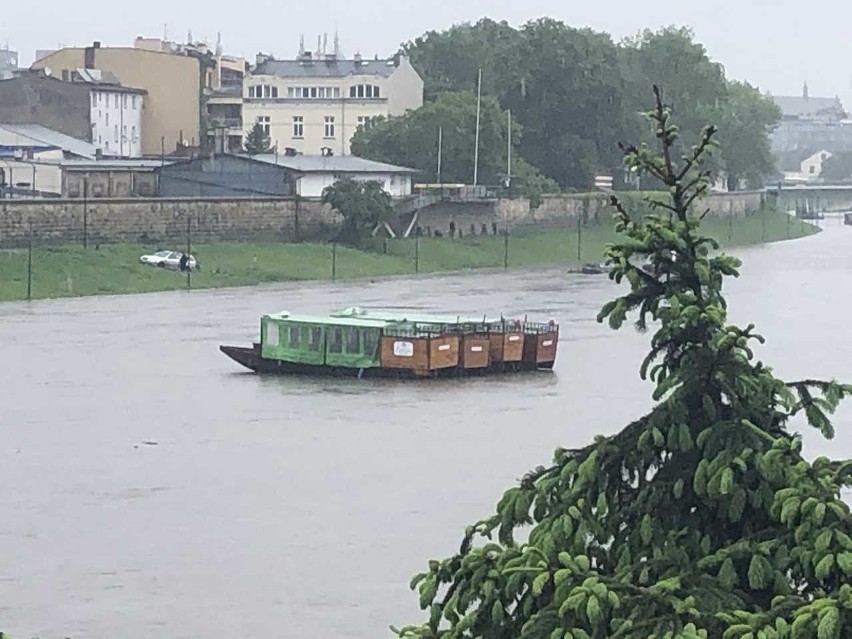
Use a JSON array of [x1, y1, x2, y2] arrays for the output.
[[357, 116, 373, 130], [114, 94, 119, 108], [287, 86, 340, 99], [114, 125, 119, 141], [131, 95, 137, 109], [257, 116, 270, 136], [131, 125, 136, 139], [122, 94, 128, 108], [292, 116, 303, 138], [324, 116, 335, 138], [249, 84, 278, 98], [809, 165, 816, 174], [350, 84, 381, 99], [105, 113, 109, 126]]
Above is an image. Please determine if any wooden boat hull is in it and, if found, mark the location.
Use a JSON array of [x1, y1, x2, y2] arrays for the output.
[[220, 344, 553, 378]]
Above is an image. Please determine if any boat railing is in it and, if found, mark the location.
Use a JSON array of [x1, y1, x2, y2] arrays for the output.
[[523, 322, 559, 334]]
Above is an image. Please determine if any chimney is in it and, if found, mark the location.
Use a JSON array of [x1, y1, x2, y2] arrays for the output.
[[354, 52, 362, 66], [84, 42, 98, 69]]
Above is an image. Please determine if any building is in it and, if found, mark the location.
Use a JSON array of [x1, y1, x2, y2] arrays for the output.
[[242, 42, 423, 157], [61, 158, 164, 198], [0, 123, 98, 197], [780, 149, 834, 183], [32, 42, 200, 156], [0, 47, 18, 80], [133, 35, 248, 154], [76, 68, 146, 157], [158, 153, 416, 198], [770, 83, 852, 158], [0, 72, 146, 157]]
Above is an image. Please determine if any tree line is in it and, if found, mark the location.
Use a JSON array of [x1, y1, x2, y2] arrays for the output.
[[352, 19, 780, 196]]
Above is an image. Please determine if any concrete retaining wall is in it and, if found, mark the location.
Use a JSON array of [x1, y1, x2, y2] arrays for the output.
[[0, 197, 340, 248]]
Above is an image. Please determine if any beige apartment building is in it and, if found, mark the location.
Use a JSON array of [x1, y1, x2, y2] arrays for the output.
[[32, 42, 200, 155], [242, 49, 423, 156]]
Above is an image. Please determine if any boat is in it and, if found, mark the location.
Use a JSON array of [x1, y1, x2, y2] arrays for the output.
[[220, 307, 559, 378]]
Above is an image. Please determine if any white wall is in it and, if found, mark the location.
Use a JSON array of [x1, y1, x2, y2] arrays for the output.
[[0, 150, 64, 196], [90, 89, 144, 158], [295, 172, 412, 197]]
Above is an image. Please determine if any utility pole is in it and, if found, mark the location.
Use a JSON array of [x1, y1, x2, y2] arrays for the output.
[[473, 67, 482, 186]]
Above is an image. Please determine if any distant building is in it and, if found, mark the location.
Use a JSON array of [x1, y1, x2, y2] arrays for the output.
[[0, 72, 146, 157], [158, 152, 416, 198], [0, 122, 99, 196], [0, 47, 18, 80], [779, 148, 833, 183], [133, 35, 248, 154], [32, 42, 201, 156], [770, 83, 852, 162], [242, 38, 423, 157]]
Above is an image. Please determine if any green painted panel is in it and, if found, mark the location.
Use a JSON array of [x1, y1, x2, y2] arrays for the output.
[[324, 326, 382, 368], [260, 317, 326, 365]]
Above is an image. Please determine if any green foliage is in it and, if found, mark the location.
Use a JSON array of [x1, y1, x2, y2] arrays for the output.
[[321, 178, 393, 247], [402, 21, 780, 191], [819, 153, 852, 182], [392, 88, 852, 639], [243, 122, 271, 155], [350, 91, 558, 201]]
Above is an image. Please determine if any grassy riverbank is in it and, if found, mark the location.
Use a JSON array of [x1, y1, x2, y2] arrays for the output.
[[0, 210, 820, 302]]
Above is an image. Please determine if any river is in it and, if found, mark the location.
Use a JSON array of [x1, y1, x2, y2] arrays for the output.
[[1, 217, 850, 638]]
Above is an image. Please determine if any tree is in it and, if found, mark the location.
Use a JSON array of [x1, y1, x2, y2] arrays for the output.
[[818, 153, 852, 182], [393, 87, 852, 639], [717, 81, 781, 190], [322, 178, 393, 247], [350, 91, 558, 200], [244, 123, 271, 155]]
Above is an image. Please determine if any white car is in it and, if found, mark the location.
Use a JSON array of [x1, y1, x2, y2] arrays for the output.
[[139, 250, 198, 271]]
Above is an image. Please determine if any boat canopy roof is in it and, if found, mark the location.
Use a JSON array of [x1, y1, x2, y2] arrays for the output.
[[330, 307, 507, 326], [264, 312, 396, 329]]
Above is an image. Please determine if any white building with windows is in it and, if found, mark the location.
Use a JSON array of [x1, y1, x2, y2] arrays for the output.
[[77, 69, 146, 158], [242, 45, 423, 157]]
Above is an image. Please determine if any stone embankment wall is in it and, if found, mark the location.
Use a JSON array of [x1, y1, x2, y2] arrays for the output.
[[0, 197, 340, 248], [0, 191, 766, 248]]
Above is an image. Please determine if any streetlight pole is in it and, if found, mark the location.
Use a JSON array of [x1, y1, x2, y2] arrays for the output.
[[473, 67, 482, 186]]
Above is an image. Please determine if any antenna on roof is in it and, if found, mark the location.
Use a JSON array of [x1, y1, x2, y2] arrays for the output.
[[215, 32, 222, 56], [187, 29, 193, 44], [334, 28, 340, 58], [299, 34, 305, 56], [163, 24, 168, 41]]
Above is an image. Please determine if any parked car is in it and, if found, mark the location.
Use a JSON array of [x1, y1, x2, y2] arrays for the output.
[[139, 250, 198, 271]]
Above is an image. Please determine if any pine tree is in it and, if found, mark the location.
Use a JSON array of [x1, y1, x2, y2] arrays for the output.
[[393, 86, 852, 639], [244, 122, 271, 155]]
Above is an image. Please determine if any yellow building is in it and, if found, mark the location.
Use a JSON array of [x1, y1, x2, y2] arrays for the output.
[[32, 42, 200, 156], [242, 50, 423, 156]]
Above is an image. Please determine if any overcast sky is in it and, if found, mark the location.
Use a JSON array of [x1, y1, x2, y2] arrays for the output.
[[5, 0, 851, 106]]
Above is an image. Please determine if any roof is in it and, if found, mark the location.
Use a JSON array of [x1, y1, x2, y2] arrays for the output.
[[0, 124, 97, 159], [264, 312, 395, 329], [772, 95, 846, 118], [332, 307, 497, 325], [61, 158, 173, 170], [253, 57, 401, 79], [241, 153, 417, 174]]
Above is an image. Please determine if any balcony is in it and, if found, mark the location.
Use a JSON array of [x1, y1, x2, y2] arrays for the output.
[[209, 117, 243, 133]]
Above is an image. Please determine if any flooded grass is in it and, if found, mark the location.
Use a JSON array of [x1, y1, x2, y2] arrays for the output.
[[0, 210, 819, 302]]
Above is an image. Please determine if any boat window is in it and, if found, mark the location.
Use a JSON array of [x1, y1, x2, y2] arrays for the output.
[[329, 328, 343, 353], [345, 328, 360, 353], [363, 329, 379, 356], [265, 321, 279, 346], [287, 324, 300, 348], [308, 327, 322, 351]]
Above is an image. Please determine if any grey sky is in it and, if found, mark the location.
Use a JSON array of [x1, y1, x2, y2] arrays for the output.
[[6, 0, 851, 107]]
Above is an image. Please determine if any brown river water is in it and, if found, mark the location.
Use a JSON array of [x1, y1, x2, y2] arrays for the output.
[[1, 217, 851, 638]]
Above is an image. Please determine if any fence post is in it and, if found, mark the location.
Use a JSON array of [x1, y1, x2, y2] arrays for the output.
[[331, 242, 337, 280], [83, 177, 89, 249], [503, 230, 509, 270], [414, 236, 420, 274], [576, 215, 582, 262], [186, 215, 192, 290], [27, 222, 33, 301]]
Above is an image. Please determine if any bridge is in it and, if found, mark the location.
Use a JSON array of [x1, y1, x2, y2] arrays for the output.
[[769, 185, 852, 215]]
